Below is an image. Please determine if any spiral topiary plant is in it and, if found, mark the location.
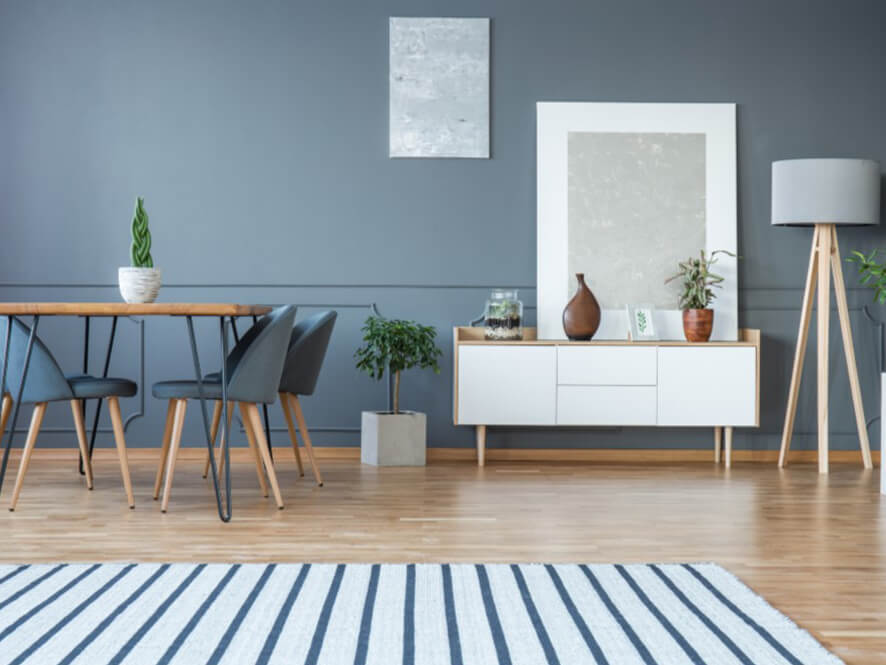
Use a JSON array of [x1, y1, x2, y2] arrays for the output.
[[130, 197, 154, 268]]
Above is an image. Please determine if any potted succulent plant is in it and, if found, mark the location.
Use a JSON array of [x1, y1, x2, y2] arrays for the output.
[[666, 249, 734, 342], [848, 248, 886, 495], [355, 315, 441, 466], [118, 197, 161, 304]]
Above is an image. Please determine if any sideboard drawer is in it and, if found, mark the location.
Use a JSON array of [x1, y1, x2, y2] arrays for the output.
[[557, 346, 657, 385], [457, 346, 556, 425], [557, 385, 657, 425]]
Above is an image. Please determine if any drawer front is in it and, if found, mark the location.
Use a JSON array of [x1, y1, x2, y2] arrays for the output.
[[557, 346, 657, 385], [657, 347, 757, 426], [557, 386, 658, 425], [457, 346, 556, 425]]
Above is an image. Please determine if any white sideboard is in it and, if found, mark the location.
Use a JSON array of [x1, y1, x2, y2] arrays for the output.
[[453, 327, 760, 467]]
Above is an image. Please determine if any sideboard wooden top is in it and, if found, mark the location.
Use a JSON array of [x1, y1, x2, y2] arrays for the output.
[[0, 303, 273, 316], [454, 326, 760, 347]]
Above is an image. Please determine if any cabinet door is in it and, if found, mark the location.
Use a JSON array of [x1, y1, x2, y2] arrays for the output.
[[457, 346, 556, 425], [657, 347, 757, 426]]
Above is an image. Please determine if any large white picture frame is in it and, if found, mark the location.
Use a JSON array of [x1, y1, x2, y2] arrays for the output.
[[537, 102, 738, 340]]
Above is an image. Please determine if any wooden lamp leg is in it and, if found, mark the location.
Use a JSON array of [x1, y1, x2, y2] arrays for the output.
[[780, 226, 820, 467], [816, 224, 832, 474], [829, 226, 873, 469], [714, 426, 722, 464], [724, 426, 733, 469]]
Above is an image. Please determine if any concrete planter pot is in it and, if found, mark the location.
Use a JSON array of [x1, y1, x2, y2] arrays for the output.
[[361, 411, 426, 466], [118, 267, 162, 304]]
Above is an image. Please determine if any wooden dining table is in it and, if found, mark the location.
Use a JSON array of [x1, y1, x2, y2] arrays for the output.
[[0, 302, 272, 522]]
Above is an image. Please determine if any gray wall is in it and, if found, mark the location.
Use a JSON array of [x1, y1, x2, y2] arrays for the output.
[[2, 0, 885, 452]]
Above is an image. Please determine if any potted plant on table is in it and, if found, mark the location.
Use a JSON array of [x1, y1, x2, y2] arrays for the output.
[[355, 315, 442, 466], [666, 249, 734, 342], [118, 197, 162, 304]]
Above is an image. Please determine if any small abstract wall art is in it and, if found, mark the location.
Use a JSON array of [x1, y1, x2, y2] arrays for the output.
[[389, 17, 489, 159]]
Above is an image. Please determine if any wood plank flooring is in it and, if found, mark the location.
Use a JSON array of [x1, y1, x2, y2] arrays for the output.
[[0, 449, 883, 664]]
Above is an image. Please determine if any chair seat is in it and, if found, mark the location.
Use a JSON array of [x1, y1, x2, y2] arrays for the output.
[[152, 380, 225, 401], [67, 375, 137, 399]]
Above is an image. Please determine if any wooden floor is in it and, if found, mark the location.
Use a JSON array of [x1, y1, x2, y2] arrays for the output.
[[0, 449, 883, 664]]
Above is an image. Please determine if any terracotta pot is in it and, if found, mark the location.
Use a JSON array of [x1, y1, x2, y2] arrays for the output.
[[682, 309, 714, 342], [562, 273, 601, 340]]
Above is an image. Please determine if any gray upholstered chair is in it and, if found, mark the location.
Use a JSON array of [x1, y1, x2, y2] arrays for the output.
[[0, 317, 137, 510], [201, 310, 337, 487], [152, 305, 296, 512]]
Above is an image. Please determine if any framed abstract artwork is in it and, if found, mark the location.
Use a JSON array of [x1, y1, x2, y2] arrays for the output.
[[536, 102, 737, 340], [389, 17, 489, 159]]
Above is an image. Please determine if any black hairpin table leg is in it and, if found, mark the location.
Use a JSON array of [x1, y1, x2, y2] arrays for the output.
[[0, 315, 40, 497], [85, 316, 118, 467], [186, 316, 232, 523]]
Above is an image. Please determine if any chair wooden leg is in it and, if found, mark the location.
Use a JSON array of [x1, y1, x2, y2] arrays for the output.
[[245, 402, 284, 509], [161, 399, 187, 513], [714, 426, 722, 464], [280, 392, 305, 477], [107, 397, 135, 509], [202, 400, 223, 479], [153, 400, 177, 500], [289, 394, 323, 487], [240, 402, 270, 497], [0, 393, 12, 436], [70, 400, 94, 490], [9, 403, 47, 511]]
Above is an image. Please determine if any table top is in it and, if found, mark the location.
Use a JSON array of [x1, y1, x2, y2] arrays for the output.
[[0, 303, 273, 316]]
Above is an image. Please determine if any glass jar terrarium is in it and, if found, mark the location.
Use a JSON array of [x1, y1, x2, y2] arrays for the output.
[[484, 289, 523, 340]]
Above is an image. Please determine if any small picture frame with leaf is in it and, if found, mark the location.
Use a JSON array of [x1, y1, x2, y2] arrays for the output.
[[626, 304, 658, 341]]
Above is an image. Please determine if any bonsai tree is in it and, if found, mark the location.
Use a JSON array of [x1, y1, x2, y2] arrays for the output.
[[354, 315, 442, 414], [848, 249, 886, 303], [665, 249, 735, 309], [131, 197, 154, 268]]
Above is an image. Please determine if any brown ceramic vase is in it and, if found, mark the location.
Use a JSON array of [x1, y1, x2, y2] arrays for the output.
[[682, 308, 714, 342], [562, 273, 601, 340]]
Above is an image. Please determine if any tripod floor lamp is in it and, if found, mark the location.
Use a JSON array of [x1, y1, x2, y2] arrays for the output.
[[774, 158, 880, 473]]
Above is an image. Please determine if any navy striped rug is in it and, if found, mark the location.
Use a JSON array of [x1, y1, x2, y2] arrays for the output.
[[0, 563, 841, 664]]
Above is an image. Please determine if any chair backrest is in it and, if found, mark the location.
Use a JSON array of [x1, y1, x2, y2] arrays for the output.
[[278, 311, 337, 396], [0, 317, 73, 403], [225, 305, 297, 404]]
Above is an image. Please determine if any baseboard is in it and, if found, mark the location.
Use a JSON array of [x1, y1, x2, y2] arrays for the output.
[[22, 447, 881, 465]]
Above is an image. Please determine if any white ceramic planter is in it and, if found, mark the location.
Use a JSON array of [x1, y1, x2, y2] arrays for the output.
[[361, 411, 427, 466], [118, 267, 162, 304], [881, 374, 885, 495]]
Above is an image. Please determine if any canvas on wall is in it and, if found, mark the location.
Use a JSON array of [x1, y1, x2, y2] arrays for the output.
[[389, 17, 489, 159], [538, 102, 737, 341]]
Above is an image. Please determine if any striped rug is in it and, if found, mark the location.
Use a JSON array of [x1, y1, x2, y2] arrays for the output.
[[0, 563, 841, 665]]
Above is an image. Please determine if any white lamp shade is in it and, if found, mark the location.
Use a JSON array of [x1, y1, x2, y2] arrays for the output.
[[772, 158, 881, 226]]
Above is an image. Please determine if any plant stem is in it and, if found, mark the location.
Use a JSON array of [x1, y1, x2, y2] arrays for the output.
[[393, 371, 401, 415]]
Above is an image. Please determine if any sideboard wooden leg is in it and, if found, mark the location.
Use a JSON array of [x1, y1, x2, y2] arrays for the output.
[[476, 425, 486, 467], [724, 426, 734, 469], [714, 426, 722, 464]]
